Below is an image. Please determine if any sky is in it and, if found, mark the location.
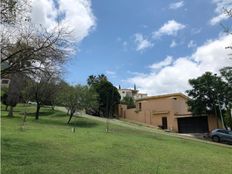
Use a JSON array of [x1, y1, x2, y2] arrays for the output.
[[31, 0, 232, 95]]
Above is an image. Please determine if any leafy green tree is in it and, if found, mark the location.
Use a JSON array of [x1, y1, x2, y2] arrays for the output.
[[87, 74, 121, 117], [82, 86, 99, 115], [186, 72, 229, 128], [57, 84, 99, 124], [121, 96, 135, 109], [220, 67, 232, 128]]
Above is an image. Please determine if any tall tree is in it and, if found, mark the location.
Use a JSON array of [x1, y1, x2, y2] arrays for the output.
[[186, 72, 229, 128], [87, 74, 121, 117], [220, 67, 232, 128]]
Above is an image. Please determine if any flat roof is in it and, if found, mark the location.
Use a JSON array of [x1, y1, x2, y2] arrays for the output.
[[136, 93, 189, 102]]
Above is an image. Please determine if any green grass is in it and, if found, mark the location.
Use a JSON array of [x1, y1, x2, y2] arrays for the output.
[[1, 104, 232, 174]]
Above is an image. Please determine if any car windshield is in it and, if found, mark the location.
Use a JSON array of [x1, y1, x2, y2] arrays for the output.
[[229, 131, 232, 135]]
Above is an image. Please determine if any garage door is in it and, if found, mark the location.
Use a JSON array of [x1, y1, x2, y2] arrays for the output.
[[177, 116, 209, 133]]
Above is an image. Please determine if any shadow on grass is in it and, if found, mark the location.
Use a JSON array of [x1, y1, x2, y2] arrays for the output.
[[31, 116, 98, 128], [69, 118, 98, 128], [25, 111, 56, 117]]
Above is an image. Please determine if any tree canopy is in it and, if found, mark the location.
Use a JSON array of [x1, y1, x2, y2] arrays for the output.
[[121, 96, 135, 109], [186, 71, 232, 128], [57, 84, 99, 124], [87, 74, 121, 117]]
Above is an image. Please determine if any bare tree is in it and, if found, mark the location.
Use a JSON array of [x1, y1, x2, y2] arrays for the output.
[[1, 0, 73, 77], [6, 73, 24, 117], [1, 25, 73, 76], [0, 0, 30, 25], [222, 8, 232, 51], [24, 71, 59, 120]]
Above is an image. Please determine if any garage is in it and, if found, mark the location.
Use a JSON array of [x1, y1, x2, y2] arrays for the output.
[[177, 116, 209, 133]]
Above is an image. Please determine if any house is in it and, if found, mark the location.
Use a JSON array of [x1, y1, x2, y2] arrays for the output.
[[118, 85, 147, 100], [118, 93, 220, 133]]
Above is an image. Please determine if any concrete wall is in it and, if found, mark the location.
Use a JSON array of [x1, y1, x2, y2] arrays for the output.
[[126, 109, 146, 123]]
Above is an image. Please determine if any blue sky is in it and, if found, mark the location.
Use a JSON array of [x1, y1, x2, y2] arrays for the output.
[[32, 0, 232, 95]]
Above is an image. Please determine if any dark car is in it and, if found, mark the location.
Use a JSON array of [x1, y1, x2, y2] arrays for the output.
[[209, 129, 232, 143]]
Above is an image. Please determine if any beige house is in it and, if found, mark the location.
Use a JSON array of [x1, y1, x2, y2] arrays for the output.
[[118, 85, 147, 101], [118, 93, 220, 133]]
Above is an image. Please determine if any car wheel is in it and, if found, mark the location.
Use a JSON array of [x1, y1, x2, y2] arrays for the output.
[[212, 136, 220, 142]]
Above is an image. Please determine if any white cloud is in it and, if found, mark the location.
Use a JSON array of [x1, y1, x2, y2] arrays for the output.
[[170, 40, 177, 48], [210, 13, 228, 25], [169, 1, 184, 9], [210, 0, 232, 25], [106, 70, 117, 78], [134, 33, 153, 52], [106, 70, 116, 75], [187, 40, 197, 48], [31, 0, 96, 43], [153, 20, 186, 38], [149, 56, 173, 69], [127, 34, 232, 95]]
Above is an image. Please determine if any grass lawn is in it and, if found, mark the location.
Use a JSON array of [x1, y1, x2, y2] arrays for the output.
[[1, 104, 232, 174]]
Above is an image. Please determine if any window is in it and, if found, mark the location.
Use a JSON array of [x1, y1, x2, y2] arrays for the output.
[[138, 103, 142, 110], [217, 130, 229, 134], [1, 79, 9, 84]]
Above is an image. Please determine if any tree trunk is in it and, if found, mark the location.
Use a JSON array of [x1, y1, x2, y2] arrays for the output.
[[35, 103, 40, 120], [5, 105, 8, 111], [67, 112, 74, 124], [8, 106, 13, 117]]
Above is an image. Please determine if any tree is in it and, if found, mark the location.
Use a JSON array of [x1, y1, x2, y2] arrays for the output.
[[67, 85, 99, 124], [23, 72, 59, 119], [82, 86, 99, 115], [121, 96, 136, 109], [87, 74, 121, 117], [1, 25, 72, 77], [220, 67, 232, 128], [1, 0, 73, 77], [186, 72, 229, 128], [57, 83, 99, 124], [5, 73, 24, 117], [1, 93, 9, 111], [0, 0, 30, 25], [1, 87, 9, 110], [55, 80, 71, 114]]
